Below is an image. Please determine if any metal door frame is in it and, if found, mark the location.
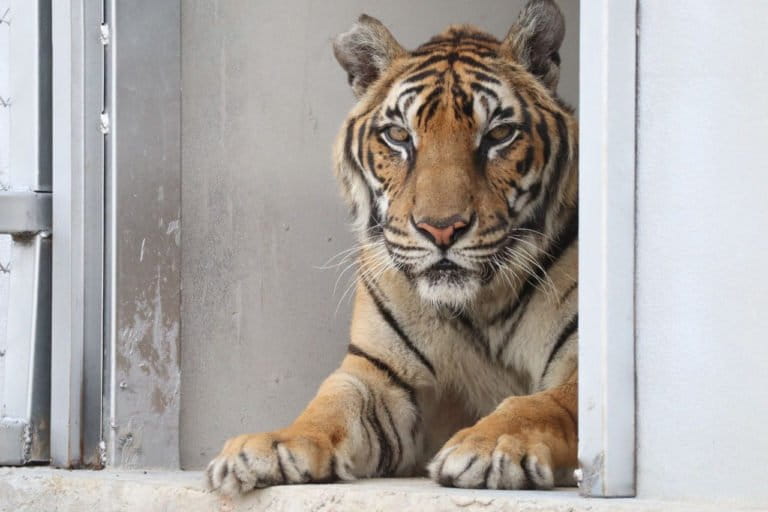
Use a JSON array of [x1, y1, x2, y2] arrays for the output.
[[0, 0, 53, 466], [577, 0, 638, 498], [50, 0, 181, 469], [16, 0, 638, 484]]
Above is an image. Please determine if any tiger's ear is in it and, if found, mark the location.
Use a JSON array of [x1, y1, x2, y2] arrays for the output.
[[333, 15, 406, 98], [502, 0, 565, 90]]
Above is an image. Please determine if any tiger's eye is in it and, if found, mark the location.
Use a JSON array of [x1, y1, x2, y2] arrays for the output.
[[386, 126, 410, 143], [487, 124, 513, 142]]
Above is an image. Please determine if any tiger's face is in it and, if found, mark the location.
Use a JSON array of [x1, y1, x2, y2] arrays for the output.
[[334, 6, 575, 308]]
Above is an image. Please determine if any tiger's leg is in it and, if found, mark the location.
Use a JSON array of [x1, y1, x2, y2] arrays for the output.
[[206, 349, 423, 495], [428, 371, 577, 490]]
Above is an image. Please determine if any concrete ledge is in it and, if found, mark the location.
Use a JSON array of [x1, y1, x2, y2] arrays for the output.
[[0, 468, 758, 512]]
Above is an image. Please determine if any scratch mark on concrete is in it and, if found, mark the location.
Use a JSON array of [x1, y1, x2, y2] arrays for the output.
[[166, 219, 180, 246]]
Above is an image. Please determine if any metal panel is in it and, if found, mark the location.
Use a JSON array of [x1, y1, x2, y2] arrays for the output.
[[0, 234, 51, 464], [0, 0, 52, 466], [103, 0, 181, 468], [9, 0, 51, 192], [0, 0, 10, 459], [50, 0, 105, 468], [577, 0, 637, 498]]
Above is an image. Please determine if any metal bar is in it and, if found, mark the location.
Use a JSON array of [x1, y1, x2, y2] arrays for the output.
[[50, 0, 104, 468], [9, 0, 51, 192], [577, 0, 637, 498], [102, 0, 181, 469], [0, 191, 51, 234], [0, 233, 51, 464]]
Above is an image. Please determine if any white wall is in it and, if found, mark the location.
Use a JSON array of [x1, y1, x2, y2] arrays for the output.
[[179, 0, 579, 469], [636, 0, 768, 504], [0, 0, 10, 405]]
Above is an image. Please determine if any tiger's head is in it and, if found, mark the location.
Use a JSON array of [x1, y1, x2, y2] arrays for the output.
[[332, 0, 577, 309]]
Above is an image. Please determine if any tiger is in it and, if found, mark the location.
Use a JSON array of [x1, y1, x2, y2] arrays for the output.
[[207, 0, 578, 494]]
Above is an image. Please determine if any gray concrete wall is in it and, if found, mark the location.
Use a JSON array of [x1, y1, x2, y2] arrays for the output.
[[180, 0, 579, 469], [635, 0, 768, 504]]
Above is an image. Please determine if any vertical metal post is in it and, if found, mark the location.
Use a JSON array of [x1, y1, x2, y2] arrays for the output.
[[0, 0, 53, 465], [102, 0, 181, 468], [578, 0, 637, 498], [50, 0, 105, 468]]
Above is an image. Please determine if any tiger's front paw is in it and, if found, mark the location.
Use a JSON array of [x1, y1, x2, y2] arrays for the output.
[[206, 430, 351, 495], [428, 426, 559, 490]]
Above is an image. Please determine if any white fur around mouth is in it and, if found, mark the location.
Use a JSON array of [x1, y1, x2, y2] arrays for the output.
[[415, 269, 481, 308]]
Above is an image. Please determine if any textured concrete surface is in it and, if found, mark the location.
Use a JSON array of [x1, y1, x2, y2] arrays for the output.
[[179, 0, 580, 471], [0, 469, 761, 512]]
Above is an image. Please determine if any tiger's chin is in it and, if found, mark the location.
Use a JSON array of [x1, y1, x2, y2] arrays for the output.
[[415, 268, 482, 309]]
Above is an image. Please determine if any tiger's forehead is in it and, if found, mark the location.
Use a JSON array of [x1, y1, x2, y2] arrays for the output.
[[371, 27, 520, 129], [378, 47, 520, 135]]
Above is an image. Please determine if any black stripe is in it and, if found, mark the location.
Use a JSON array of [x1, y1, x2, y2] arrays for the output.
[[457, 54, 493, 72], [273, 442, 288, 483], [356, 119, 368, 169], [536, 114, 552, 167], [470, 82, 498, 100], [542, 314, 578, 381], [558, 281, 578, 304], [361, 280, 437, 377], [380, 398, 402, 473], [366, 148, 377, 176], [402, 69, 440, 84], [384, 105, 403, 123], [385, 239, 427, 253], [490, 210, 578, 331], [492, 106, 516, 120], [452, 455, 479, 486], [347, 344, 419, 405], [423, 98, 441, 127], [416, 33, 498, 51], [454, 311, 492, 359], [367, 395, 392, 475], [343, 117, 358, 170], [324, 455, 339, 483], [551, 111, 571, 193], [469, 70, 501, 84], [383, 224, 409, 237], [410, 54, 448, 73], [367, 186, 382, 234], [516, 145, 535, 176], [477, 216, 509, 237], [515, 110, 570, 236], [520, 454, 535, 489], [517, 93, 533, 133], [399, 85, 425, 99], [462, 237, 507, 252], [349, 386, 374, 463], [496, 299, 530, 360], [415, 87, 444, 123]]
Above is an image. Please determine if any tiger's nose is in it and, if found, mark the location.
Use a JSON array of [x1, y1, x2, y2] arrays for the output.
[[414, 215, 471, 249]]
